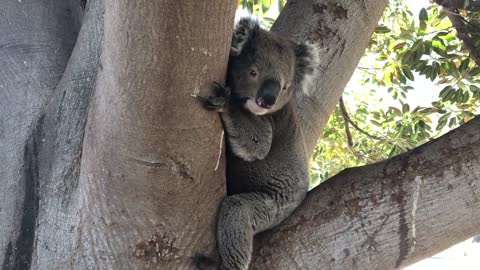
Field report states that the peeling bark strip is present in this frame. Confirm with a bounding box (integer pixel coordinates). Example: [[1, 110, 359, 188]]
[[11, 117, 43, 270], [395, 191, 409, 268]]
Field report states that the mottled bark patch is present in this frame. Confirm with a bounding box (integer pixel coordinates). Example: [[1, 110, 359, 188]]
[[133, 232, 180, 267]]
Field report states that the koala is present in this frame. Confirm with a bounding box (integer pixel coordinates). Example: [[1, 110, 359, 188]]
[[195, 17, 319, 270]]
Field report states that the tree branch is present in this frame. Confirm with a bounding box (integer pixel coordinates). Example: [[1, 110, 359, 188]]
[[251, 116, 480, 269], [446, 8, 480, 67], [339, 98, 385, 141], [339, 97, 377, 163], [272, 0, 389, 153], [434, 0, 480, 10]]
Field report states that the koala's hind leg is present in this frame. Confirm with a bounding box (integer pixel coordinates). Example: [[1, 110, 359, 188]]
[[217, 192, 284, 270]]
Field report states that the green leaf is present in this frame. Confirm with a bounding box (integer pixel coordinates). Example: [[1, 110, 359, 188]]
[[402, 67, 415, 81], [436, 31, 449, 36], [262, 0, 271, 13], [448, 117, 457, 128], [459, 58, 470, 73], [397, 67, 407, 84], [419, 8, 428, 22], [389, 107, 402, 116], [471, 85, 480, 93], [439, 86, 453, 99], [393, 41, 407, 50], [420, 20, 427, 31], [442, 87, 456, 101], [375, 26, 392, 33], [411, 40, 424, 51], [437, 113, 451, 131]]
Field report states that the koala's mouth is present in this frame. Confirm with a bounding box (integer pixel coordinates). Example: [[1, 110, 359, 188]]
[[255, 97, 274, 109], [244, 97, 272, 115]]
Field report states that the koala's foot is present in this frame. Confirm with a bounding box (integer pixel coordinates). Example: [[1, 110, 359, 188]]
[[192, 254, 219, 270]]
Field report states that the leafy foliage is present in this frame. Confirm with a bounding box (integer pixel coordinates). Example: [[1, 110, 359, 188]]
[[312, 1, 480, 186]]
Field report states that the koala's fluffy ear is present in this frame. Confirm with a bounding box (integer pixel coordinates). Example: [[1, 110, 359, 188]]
[[231, 17, 260, 56], [294, 42, 320, 95]]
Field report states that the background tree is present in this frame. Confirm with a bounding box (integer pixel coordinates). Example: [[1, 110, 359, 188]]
[[0, 1, 478, 270]]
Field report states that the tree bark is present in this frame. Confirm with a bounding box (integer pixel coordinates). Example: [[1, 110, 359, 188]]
[[0, 0, 84, 268], [434, 0, 480, 10], [445, 9, 480, 67]]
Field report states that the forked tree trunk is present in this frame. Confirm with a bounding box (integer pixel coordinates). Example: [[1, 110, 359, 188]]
[[1, 0, 479, 269]]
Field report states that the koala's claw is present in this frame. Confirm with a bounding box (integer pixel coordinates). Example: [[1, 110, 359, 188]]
[[199, 95, 226, 112], [212, 82, 231, 98]]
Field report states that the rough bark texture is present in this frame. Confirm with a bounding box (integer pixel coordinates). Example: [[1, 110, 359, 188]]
[[1, 0, 479, 269], [33, 0, 104, 268], [434, 0, 480, 9], [446, 9, 480, 67], [0, 0, 84, 268]]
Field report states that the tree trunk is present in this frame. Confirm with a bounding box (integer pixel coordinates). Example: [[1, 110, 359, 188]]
[[1, 0, 479, 269], [68, 0, 235, 268]]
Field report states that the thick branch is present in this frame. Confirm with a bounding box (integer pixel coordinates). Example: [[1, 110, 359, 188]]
[[434, 0, 480, 10], [272, 0, 389, 153], [446, 9, 480, 67], [251, 116, 480, 269]]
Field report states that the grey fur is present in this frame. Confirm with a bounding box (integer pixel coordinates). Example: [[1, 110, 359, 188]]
[[196, 17, 319, 270]]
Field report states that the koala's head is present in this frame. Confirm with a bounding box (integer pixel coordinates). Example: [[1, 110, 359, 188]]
[[228, 17, 319, 115]]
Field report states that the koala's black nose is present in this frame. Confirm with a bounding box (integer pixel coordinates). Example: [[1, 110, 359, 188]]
[[258, 79, 280, 108]]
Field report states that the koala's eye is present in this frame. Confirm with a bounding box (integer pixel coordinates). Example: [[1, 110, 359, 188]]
[[249, 69, 257, 77], [282, 85, 288, 90]]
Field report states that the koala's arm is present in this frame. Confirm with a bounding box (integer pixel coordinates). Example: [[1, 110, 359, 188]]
[[220, 108, 273, 162]]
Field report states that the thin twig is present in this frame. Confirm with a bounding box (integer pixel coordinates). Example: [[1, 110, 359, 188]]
[[339, 98, 376, 163], [339, 98, 385, 141], [214, 131, 224, 171]]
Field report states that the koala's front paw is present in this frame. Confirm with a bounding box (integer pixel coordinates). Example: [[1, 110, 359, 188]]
[[198, 82, 231, 112], [212, 82, 231, 99], [200, 95, 227, 112]]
